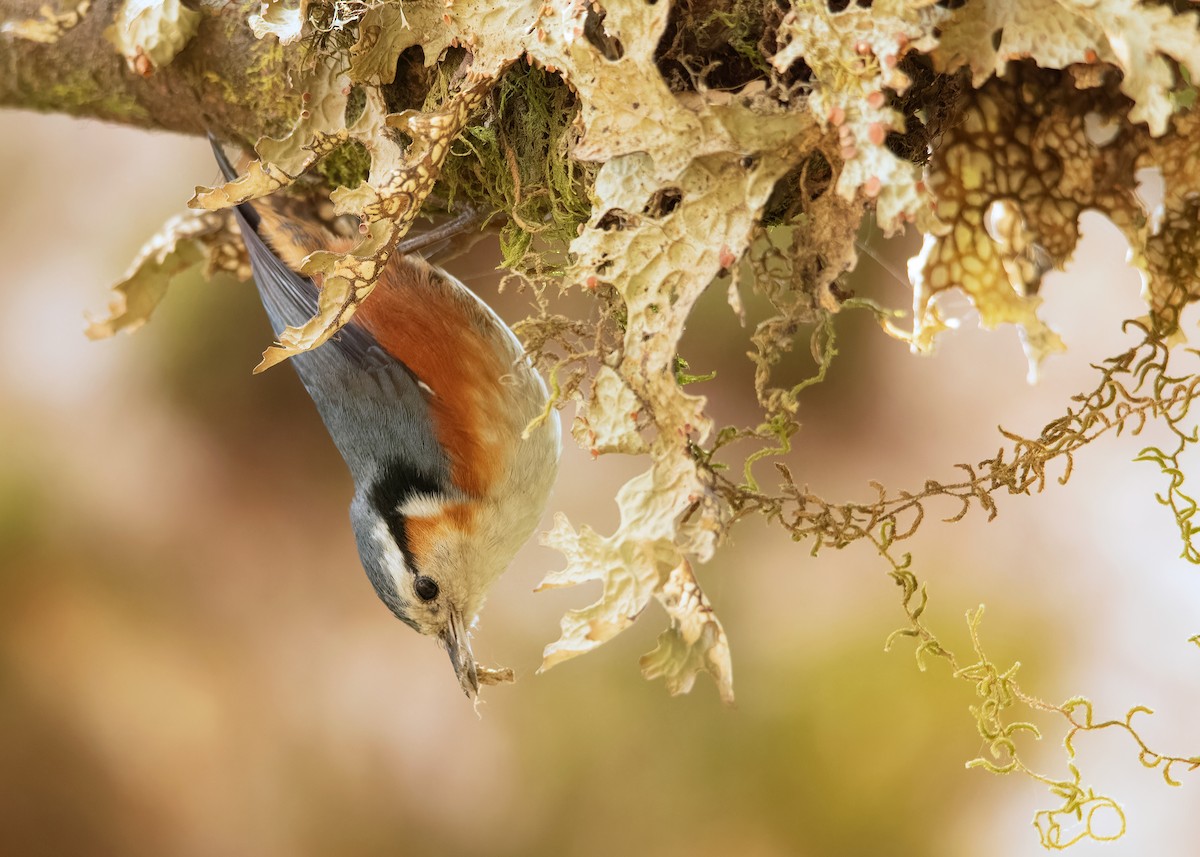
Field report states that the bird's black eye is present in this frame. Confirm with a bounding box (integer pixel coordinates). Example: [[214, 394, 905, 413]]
[[414, 575, 439, 602]]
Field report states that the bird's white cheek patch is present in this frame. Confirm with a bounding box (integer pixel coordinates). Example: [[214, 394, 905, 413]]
[[398, 492, 447, 519], [371, 518, 410, 582]]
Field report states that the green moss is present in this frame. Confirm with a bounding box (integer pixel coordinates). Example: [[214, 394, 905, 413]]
[[201, 70, 240, 111], [344, 84, 367, 126], [700, 0, 772, 75], [188, 20, 298, 140], [316, 139, 371, 189], [435, 64, 594, 272], [657, 0, 773, 91], [248, 37, 284, 74], [233, 40, 298, 130], [30, 74, 149, 123], [1173, 64, 1198, 111]]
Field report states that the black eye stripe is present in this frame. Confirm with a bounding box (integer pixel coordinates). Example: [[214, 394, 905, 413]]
[[389, 515, 414, 569], [369, 457, 447, 573]]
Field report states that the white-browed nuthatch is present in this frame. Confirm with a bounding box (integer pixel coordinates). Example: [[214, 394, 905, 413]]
[[212, 139, 561, 698]]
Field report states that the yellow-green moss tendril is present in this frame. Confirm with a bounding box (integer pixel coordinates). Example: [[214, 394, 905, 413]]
[[870, 532, 1199, 850]]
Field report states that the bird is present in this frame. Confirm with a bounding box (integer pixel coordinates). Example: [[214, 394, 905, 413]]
[[210, 137, 561, 698]]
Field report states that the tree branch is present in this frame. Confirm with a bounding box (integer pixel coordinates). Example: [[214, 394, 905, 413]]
[[0, 0, 298, 143]]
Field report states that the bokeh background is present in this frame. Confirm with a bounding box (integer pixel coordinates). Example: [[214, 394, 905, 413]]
[[1, 113, 1197, 857]]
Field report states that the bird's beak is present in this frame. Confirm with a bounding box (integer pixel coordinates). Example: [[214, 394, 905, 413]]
[[440, 608, 479, 698]]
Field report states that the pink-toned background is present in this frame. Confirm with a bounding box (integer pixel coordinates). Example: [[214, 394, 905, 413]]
[[1, 112, 1196, 856]]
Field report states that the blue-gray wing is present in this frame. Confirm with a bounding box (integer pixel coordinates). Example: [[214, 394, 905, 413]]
[[210, 135, 382, 368], [229, 202, 390, 371], [210, 136, 449, 487]]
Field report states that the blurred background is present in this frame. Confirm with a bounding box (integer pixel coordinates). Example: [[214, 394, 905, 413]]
[[0, 112, 1197, 857]]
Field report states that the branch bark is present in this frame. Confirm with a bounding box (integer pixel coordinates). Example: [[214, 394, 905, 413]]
[[0, 0, 297, 144]]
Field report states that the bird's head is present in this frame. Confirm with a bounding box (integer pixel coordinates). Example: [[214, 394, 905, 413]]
[[349, 481, 517, 698]]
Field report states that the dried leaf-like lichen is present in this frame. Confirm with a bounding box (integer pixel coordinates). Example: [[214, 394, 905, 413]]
[[192, 61, 501, 372], [935, 0, 1200, 135], [0, 0, 89, 43], [571, 366, 647, 457], [86, 210, 247, 339], [538, 458, 732, 703], [104, 0, 200, 75], [910, 68, 1145, 377], [1135, 108, 1200, 336], [349, 3, 444, 84], [247, 0, 310, 45], [639, 559, 733, 703], [773, 0, 943, 230], [550, 110, 817, 700]]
